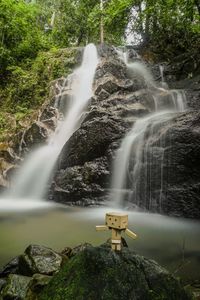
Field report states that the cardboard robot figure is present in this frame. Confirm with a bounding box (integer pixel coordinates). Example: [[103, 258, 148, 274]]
[[96, 212, 137, 251]]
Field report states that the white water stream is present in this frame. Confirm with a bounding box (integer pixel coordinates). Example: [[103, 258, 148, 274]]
[[111, 51, 186, 208], [0, 44, 99, 211]]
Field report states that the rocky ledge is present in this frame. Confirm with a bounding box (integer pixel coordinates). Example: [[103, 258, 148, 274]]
[[0, 243, 193, 300], [50, 45, 200, 219]]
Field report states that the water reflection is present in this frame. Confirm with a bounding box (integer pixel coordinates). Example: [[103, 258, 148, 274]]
[[0, 206, 200, 282]]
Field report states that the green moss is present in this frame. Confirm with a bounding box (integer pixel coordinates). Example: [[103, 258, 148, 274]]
[[38, 246, 192, 300], [0, 47, 78, 142]]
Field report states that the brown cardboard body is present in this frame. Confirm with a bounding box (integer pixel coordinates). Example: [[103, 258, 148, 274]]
[[96, 212, 137, 251]]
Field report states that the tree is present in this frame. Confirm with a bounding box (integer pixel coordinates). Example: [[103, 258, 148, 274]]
[[0, 0, 48, 73]]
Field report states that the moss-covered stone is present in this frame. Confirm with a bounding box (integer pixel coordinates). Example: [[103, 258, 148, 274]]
[[38, 245, 192, 300], [2, 274, 31, 300]]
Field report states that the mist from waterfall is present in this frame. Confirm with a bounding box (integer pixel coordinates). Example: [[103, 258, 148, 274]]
[[0, 44, 98, 211], [111, 50, 186, 209]]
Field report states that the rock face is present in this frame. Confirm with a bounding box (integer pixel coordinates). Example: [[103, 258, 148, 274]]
[[51, 46, 151, 205], [51, 45, 200, 219], [129, 111, 200, 218], [39, 244, 191, 300], [156, 111, 200, 218]]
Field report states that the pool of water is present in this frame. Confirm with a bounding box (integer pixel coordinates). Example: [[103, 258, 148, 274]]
[[0, 205, 200, 283]]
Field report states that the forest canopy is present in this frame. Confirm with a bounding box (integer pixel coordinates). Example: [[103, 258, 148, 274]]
[[0, 0, 199, 74]]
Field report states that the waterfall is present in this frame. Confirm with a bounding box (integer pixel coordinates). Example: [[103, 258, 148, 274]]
[[111, 49, 186, 209], [0, 44, 98, 210]]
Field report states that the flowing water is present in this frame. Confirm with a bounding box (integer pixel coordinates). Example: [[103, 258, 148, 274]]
[[0, 44, 98, 210], [111, 50, 186, 208]]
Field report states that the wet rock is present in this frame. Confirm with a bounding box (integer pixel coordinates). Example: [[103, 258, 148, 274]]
[[39, 106, 59, 130], [53, 51, 152, 206], [59, 117, 125, 169], [168, 74, 200, 110], [53, 157, 110, 204], [1, 274, 31, 300], [26, 274, 52, 300], [0, 144, 16, 163], [0, 257, 20, 278], [53, 45, 200, 218], [21, 122, 49, 152], [117, 102, 149, 118], [19, 245, 63, 276], [55, 90, 73, 115], [60, 247, 72, 258], [95, 58, 127, 80], [129, 110, 200, 219], [164, 51, 200, 82], [94, 76, 132, 98], [70, 243, 92, 257], [38, 245, 192, 300], [0, 143, 19, 188], [0, 173, 9, 190], [0, 158, 18, 189], [97, 44, 118, 60], [0, 279, 6, 292]]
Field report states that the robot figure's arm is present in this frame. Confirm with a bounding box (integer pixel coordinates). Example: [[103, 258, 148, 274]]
[[96, 225, 109, 231], [125, 228, 137, 239]]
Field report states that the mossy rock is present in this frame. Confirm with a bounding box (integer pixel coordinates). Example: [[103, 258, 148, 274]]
[[38, 245, 192, 300]]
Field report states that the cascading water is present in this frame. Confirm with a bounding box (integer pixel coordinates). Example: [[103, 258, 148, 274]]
[[0, 44, 99, 211], [111, 49, 186, 210]]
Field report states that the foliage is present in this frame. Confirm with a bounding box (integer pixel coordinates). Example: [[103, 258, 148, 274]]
[[0, 0, 51, 74], [1, 0, 198, 65], [0, 48, 77, 141], [51, 0, 98, 46], [52, 0, 132, 46], [138, 0, 200, 58], [50, 0, 200, 55]]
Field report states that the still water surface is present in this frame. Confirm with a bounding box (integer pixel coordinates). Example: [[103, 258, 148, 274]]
[[0, 205, 199, 282]]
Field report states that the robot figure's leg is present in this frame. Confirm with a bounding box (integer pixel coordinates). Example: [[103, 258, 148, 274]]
[[116, 244, 121, 251], [112, 244, 116, 251]]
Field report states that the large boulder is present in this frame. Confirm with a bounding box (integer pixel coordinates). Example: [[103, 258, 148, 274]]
[[38, 245, 192, 300], [18, 245, 63, 276]]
